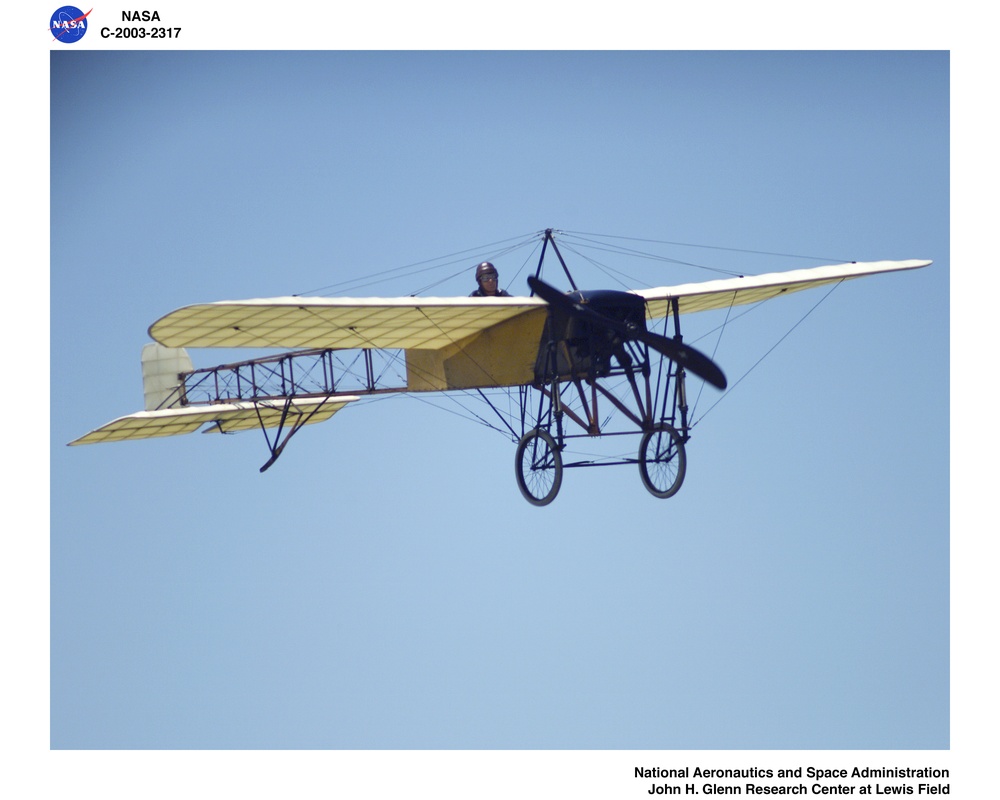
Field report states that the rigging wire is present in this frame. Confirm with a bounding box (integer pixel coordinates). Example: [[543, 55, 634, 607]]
[[689, 291, 738, 421], [402, 388, 519, 439], [408, 236, 541, 295], [552, 241, 646, 289], [229, 229, 857, 452], [559, 230, 849, 266], [294, 230, 542, 297], [495, 237, 546, 295], [690, 279, 845, 426], [557, 232, 745, 278], [293, 228, 845, 301]]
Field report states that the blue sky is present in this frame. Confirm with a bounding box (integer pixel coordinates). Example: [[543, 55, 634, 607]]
[[22, 16, 975, 792], [50, 49, 948, 750]]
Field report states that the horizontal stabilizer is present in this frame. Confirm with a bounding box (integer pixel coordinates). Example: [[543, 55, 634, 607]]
[[69, 396, 359, 445]]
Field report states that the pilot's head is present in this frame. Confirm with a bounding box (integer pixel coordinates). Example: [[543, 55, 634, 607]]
[[475, 262, 500, 295]]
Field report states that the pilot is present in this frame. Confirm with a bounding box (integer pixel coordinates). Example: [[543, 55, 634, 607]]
[[469, 261, 511, 297]]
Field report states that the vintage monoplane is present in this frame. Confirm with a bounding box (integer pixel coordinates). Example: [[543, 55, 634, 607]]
[[71, 229, 931, 505]]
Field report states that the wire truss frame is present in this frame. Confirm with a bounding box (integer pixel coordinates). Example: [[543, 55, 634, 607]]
[[176, 348, 406, 407]]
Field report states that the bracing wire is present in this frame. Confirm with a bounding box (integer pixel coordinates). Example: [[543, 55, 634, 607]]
[[690, 279, 845, 426], [559, 230, 849, 266], [279, 229, 855, 444], [295, 231, 543, 297]]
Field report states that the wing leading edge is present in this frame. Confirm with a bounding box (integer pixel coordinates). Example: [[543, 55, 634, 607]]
[[638, 259, 932, 319], [148, 295, 547, 350]]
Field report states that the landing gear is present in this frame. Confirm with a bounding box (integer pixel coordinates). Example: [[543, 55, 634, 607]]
[[505, 232, 714, 506]]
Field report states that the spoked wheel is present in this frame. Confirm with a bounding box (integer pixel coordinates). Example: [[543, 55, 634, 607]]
[[638, 423, 687, 499], [515, 428, 563, 506]]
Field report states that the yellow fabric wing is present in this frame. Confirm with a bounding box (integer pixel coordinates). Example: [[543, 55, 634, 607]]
[[638, 259, 931, 319], [70, 397, 358, 445], [149, 296, 546, 350]]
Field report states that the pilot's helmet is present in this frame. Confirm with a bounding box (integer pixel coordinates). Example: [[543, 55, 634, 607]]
[[476, 262, 498, 281]]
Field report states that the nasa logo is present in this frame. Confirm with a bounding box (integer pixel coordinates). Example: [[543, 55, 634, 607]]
[[50, 6, 91, 43]]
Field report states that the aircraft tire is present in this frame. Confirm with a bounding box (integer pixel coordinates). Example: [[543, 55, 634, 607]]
[[515, 428, 563, 506], [638, 423, 686, 499]]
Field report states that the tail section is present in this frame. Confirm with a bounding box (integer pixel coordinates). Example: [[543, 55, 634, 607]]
[[71, 343, 359, 447], [141, 342, 193, 411]]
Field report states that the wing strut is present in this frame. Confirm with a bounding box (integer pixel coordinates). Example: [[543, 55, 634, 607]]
[[255, 396, 336, 472]]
